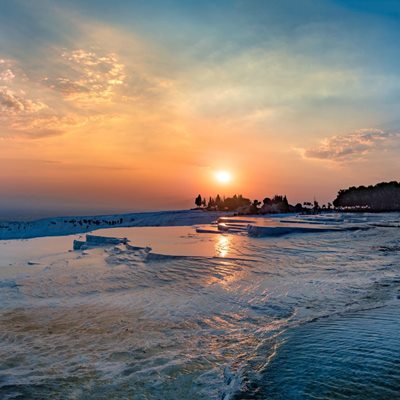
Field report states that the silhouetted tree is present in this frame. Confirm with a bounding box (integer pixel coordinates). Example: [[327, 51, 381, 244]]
[[250, 199, 261, 214], [263, 197, 272, 205], [215, 194, 222, 210], [223, 194, 251, 211], [282, 195, 289, 212], [195, 194, 202, 207], [294, 203, 303, 212]]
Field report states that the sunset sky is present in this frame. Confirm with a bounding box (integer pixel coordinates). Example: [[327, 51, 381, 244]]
[[1, 0, 400, 217]]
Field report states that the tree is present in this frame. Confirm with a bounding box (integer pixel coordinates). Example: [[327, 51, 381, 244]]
[[195, 194, 202, 207], [294, 203, 303, 212], [215, 194, 222, 210], [250, 199, 261, 214], [223, 194, 251, 211], [263, 197, 272, 205]]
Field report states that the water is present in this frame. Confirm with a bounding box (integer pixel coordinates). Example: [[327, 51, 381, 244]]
[[0, 213, 399, 399], [264, 304, 400, 399]]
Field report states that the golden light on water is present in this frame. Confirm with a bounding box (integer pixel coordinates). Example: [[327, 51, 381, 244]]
[[215, 170, 232, 184], [216, 234, 230, 257]]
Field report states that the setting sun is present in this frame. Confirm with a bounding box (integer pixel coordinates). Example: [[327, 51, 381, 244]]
[[215, 170, 232, 184]]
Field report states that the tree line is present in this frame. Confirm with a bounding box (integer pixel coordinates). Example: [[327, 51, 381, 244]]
[[195, 194, 251, 211], [333, 181, 400, 211], [195, 180, 400, 214], [194, 194, 320, 214]]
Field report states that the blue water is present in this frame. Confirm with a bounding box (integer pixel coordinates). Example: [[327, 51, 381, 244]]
[[263, 304, 400, 400], [0, 213, 399, 399]]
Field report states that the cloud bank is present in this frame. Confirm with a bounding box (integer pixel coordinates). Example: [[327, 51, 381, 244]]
[[304, 129, 399, 162]]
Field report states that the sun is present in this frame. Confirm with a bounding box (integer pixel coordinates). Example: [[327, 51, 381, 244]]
[[215, 170, 232, 184]]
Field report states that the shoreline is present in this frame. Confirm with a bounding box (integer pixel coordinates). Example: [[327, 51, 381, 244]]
[[0, 209, 230, 241]]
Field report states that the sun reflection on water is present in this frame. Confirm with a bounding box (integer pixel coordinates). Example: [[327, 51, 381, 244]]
[[215, 234, 230, 257]]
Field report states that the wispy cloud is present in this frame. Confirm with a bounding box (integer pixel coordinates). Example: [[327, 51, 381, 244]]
[[0, 60, 47, 114], [0, 59, 59, 138], [0, 60, 15, 82], [44, 49, 125, 104], [0, 87, 46, 114], [303, 129, 399, 162]]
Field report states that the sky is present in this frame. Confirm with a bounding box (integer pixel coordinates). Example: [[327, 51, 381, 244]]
[[1, 0, 400, 217]]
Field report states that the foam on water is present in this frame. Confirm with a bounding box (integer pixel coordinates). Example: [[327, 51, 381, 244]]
[[0, 213, 399, 399]]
